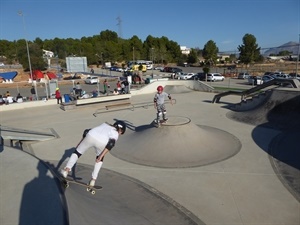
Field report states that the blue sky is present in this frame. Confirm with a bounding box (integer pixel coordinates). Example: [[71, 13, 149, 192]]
[[0, 0, 299, 52]]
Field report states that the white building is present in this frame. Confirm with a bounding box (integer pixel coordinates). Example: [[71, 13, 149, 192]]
[[180, 46, 191, 55], [43, 49, 54, 58]]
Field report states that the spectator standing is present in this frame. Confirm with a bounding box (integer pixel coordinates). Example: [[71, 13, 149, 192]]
[[30, 86, 36, 100], [55, 88, 62, 104], [103, 79, 109, 95], [75, 82, 82, 96], [116, 80, 122, 94]]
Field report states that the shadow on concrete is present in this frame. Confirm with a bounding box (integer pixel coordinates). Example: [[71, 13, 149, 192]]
[[49, 161, 205, 225], [55, 147, 82, 180], [227, 94, 300, 202], [19, 161, 68, 225]]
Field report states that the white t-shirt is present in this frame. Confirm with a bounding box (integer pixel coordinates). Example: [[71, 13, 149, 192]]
[[88, 123, 119, 147]]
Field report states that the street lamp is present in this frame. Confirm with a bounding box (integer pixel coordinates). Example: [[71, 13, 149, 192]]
[[151, 48, 154, 77], [295, 34, 300, 77], [18, 10, 38, 100]]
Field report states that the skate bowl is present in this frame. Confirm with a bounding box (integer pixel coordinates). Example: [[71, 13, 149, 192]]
[[227, 89, 300, 130], [112, 116, 241, 168]]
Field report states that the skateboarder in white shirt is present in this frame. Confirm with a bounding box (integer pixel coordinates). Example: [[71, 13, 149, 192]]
[[60, 121, 126, 186], [154, 85, 173, 126]]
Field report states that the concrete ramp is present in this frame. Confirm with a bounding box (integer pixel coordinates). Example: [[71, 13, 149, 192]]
[[130, 80, 214, 95], [0, 126, 57, 143], [112, 116, 241, 168], [227, 89, 300, 130], [163, 85, 192, 94]]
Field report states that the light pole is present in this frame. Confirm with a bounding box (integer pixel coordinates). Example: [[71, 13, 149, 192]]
[[295, 34, 300, 77], [18, 11, 38, 100], [151, 48, 154, 77]]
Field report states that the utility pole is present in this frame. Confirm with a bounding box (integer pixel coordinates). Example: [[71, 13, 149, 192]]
[[116, 16, 122, 39], [296, 34, 300, 77], [18, 10, 38, 100]]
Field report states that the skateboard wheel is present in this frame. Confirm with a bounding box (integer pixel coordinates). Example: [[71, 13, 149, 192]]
[[91, 190, 96, 195], [87, 187, 91, 192]]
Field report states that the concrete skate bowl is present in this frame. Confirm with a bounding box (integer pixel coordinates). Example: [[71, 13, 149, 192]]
[[226, 89, 300, 130], [112, 116, 241, 168], [163, 85, 193, 94], [227, 89, 300, 202], [48, 162, 204, 225]]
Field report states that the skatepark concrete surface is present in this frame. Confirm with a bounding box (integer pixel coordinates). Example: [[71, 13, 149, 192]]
[[1, 81, 299, 225]]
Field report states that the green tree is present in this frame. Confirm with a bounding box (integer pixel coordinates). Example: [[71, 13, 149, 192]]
[[17, 41, 46, 71], [278, 50, 291, 56], [187, 49, 198, 64], [202, 40, 219, 66], [238, 33, 261, 64]]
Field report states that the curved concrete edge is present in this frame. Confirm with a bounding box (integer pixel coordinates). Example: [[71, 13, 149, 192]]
[[0, 98, 57, 112], [0, 147, 68, 225], [130, 80, 214, 95], [269, 131, 300, 202], [112, 118, 242, 168], [53, 161, 205, 225]]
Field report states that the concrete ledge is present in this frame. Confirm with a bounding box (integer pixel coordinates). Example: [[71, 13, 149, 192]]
[[0, 99, 57, 112], [76, 94, 131, 106]]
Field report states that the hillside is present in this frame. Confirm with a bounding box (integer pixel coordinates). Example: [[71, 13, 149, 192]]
[[264, 41, 299, 56]]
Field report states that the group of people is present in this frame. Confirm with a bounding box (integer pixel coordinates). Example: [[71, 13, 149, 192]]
[[60, 85, 172, 187], [0, 91, 24, 105], [115, 79, 129, 95]]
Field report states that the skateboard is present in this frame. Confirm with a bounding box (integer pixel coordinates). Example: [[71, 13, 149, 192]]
[[63, 177, 102, 195]]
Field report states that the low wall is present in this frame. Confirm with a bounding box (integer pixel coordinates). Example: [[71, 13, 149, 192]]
[[130, 80, 214, 95]]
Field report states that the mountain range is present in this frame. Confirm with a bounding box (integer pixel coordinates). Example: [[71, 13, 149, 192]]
[[263, 41, 299, 56]]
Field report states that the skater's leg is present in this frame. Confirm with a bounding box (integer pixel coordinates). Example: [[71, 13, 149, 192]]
[[61, 135, 94, 177], [90, 154, 104, 186], [162, 104, 167, 121]]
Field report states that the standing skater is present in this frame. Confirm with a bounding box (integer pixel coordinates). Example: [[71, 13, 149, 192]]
[[55, 87, 62, 104], [153, 85, 173, 126], [60, 121, 126, 187]]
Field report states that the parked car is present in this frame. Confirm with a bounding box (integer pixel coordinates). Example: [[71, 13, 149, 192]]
[[178, 73, 195, 80], [248, 76, 263, 85], [171, 67, 182, 73], [206, 73, 225, 81], [162, 67, 182, 73], [262, 75, 274, 83], [289, 73, 300, 80], [110, 66, 123, 72], [238, 72, 250, 79], [154, 66, 164, 71], [63, 73, 81, 80], [187, 73, 206, 80], [84, 76, 99, 84]]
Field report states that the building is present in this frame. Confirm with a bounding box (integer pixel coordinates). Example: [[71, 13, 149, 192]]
[[180, 46, 191, 55]]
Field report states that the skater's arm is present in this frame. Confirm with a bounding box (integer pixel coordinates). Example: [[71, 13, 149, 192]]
[[168, 94, 173, 105], [96, 148, 109, 162], [96, 138, 116, 162], [153, 96, 157, 109]]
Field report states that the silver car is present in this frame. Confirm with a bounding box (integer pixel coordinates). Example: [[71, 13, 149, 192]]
[[84, 76, 99, 84], [238, 72, 250, 79], [206, 73, 225, 81]]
